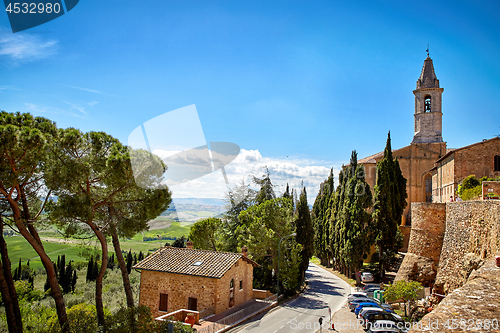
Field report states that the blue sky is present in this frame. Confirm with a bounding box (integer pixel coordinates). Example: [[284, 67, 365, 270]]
[[1, 0, 499, 201]]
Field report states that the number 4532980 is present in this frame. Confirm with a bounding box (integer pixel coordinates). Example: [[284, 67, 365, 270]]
[[6, 3, 61, 14]]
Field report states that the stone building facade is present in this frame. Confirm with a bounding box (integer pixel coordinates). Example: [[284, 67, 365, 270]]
[[359, 56, 448, 231], [359, 55, 499, 231], [431, 137, 500, 203], [133, 246, 259, 319]]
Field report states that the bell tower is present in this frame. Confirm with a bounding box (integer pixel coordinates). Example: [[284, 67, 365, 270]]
[[412, 55, 444, 144]]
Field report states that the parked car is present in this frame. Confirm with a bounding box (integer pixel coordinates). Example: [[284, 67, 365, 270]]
[[361, 272, 374, 283], [362, 311, 404, 329], [363, 283, 380, 290], [354, 302, 381, 316], [371, 320, 409, 333], [347, 291, 367, 302], [349, 298, 377, 311], [358, 307, 386, 319]]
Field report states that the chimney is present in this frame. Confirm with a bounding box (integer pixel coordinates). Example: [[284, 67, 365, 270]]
[[186, 240, 193, 249], [241, 246, 248, 257]]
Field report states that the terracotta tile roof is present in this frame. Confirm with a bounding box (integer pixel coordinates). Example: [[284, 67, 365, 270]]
[[358, 151, 384, 164], [132, 247, 259, 279]]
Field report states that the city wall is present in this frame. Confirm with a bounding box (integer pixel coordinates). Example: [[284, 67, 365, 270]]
[[396, 200, 500, 294]]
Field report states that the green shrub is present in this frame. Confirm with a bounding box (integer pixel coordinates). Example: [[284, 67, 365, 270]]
[[462, 186, 482, 201]]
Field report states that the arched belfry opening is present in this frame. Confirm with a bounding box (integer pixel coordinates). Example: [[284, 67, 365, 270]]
[[424, 95, 431, 112]]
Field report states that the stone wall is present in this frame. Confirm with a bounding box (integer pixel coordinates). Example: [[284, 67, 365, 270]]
[[396, 201, 500, 293], [409, 259, 500, 333], [406, 203, 446, 262], [433, 201, 500, 295], [138, 257, 255, 319], [483, 181, 500, 200], [395, 203, 446, 285]]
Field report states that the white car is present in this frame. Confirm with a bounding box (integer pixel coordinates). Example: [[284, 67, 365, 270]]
[[358, 307, 384, 319], [361, 272, 374, 283]]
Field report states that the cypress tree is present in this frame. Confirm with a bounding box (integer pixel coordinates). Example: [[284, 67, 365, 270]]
[[283, 183, 291, 200], [71, 270, 77, 293], [295, 187, 314, 283], [372, 132, 407, 279], [126, 250, 133, 274], [92, 259, 98, 281], [86, 256, 93, 282], [59, 255, 66, 291], [138, 251, 144, 262], [44, 275, 51, 292], [15, 258, 22, 280], [63, 262, 73, 293]]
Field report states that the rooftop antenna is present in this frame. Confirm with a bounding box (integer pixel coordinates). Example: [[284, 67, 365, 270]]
[[426, 44, 430, 57]]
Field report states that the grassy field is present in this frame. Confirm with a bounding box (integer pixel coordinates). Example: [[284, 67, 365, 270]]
[[5, 221, 192, 271]]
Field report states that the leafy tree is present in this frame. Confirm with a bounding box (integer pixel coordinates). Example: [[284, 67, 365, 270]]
[[46, 128, 170, 325], [221, 180, 257, 252], [236, 198, 301, 294], [0, 111, 68, 332], [172, 235, 187, 248], [295, 187, 314, 283], [384, 280, 423, 318], [372, 132, 407, 279], [188, 217, 222, 251]]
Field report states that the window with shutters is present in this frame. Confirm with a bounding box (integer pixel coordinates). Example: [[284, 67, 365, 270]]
[[159, 293, 168, 312], [494, 155, 500, 172]]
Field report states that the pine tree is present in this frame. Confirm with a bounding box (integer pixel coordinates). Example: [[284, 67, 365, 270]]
[[372, 132, 407, 279], [254, 167, 275, 205], [295, 187, 315, 283]]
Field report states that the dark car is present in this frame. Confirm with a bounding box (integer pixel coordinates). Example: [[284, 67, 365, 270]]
[[362, 311, 405, 329]]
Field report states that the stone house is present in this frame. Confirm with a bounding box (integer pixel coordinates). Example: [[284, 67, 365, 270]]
[[431, 137, 500, 203], [133, 245, 259, 319]]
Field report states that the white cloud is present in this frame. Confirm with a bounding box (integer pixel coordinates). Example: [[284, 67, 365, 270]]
[[64, 101, 86, 114], [61, 84, 119, 97], [0, 32, 58, 62], [155, 148, 338, 203], [24, 102, 83, 118]]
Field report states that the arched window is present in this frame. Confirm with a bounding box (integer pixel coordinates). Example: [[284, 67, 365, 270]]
[[424, 96, 431, 112], [495, 155, 500, 172]]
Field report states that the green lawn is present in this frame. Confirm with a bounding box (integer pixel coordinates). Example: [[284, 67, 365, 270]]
[[5, 220, 192, 271]]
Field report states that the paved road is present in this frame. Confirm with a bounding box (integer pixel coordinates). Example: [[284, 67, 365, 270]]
[[229, 263, 351, 333]]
